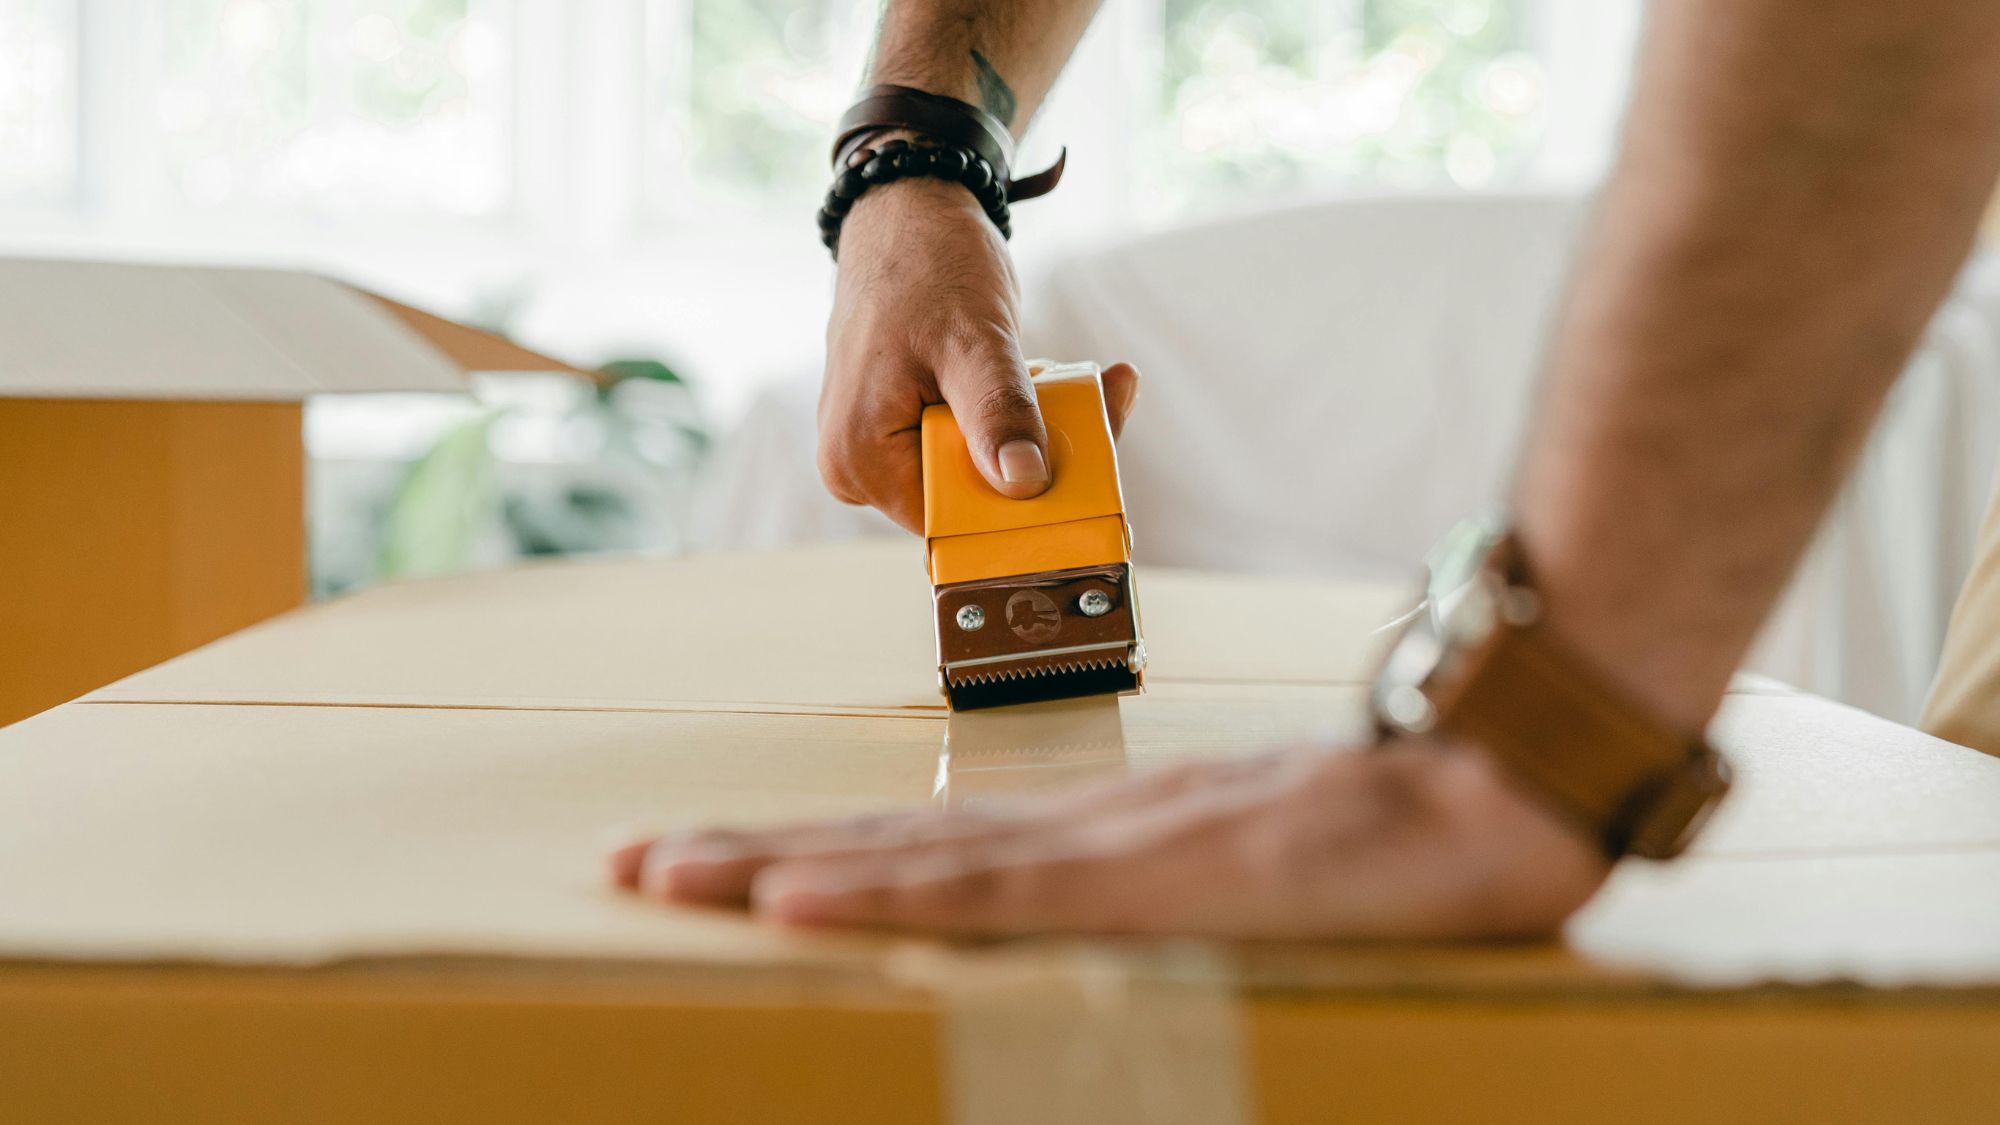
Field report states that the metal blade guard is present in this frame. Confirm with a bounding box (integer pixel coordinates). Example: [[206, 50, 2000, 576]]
[[921, 361, 1146, 710]]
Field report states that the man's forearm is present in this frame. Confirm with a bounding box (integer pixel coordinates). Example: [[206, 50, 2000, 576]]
[[1516, 0, 2000, 730], [868, 0, 1104, 137]]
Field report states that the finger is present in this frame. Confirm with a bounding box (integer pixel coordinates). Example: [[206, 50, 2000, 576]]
[[816, 383, 926, 533], [615, 756, 1293, 906], [608, 839, 650, 889], [750, 838, 1116, 935], [935, 333, 1050, 500], [749, 824, 1224, 936], [843, 427, 924, 533], [1100, 362, 1141, 441], [626, 786, 1118, 907], [627, 803, 1059, 907], [748, 762, 1317, 935]]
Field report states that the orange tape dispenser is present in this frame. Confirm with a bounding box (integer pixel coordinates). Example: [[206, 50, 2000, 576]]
[[921, 361, 1146, 710]]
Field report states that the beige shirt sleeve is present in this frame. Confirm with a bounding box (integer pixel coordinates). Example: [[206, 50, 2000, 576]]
[[1923, 473, 2000, 757]]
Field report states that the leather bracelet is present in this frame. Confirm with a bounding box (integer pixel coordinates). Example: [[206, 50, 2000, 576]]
[[832, 84, 1067, 203], [817, 138, 1009, 259]]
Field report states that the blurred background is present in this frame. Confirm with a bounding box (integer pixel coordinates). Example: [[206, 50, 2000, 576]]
[[6, 0, 1999, 724], [0, 0, 1636, 391]]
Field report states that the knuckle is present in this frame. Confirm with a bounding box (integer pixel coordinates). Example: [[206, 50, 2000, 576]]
[[937, 313, 1013, 360], [971, 381, 1039, 430], [848, 880, 910, 920]]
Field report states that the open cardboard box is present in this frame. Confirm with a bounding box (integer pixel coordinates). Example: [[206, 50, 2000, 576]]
[[0, 258, 583, 726]]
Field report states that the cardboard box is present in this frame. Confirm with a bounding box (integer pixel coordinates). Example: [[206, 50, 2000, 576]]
[[0, 542, 1997, 1122], [0, 258, 580, 726]]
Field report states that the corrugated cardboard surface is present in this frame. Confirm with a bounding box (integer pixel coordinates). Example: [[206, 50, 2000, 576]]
[[0, 399, 305, 726], [3, 541, 1998, 1122], [0, 256, 588, 729]]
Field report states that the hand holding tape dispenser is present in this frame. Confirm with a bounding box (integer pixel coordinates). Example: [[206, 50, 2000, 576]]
[[923, 361, 1146, 710]]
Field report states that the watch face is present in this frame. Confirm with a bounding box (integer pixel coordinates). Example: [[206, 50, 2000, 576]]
[[1373, 515, 1507, 735], [1371, 603, 1445, 733], [1424, 515, 1506, 607]]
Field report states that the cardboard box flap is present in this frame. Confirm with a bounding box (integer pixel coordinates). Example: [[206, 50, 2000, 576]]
[[360, 291, 581, 380], [87, 542, 1418, 713], [0, 259, 579, 400]]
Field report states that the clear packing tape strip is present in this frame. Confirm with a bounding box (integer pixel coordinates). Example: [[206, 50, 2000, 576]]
[[890, 941, 1253, 1125], [936, 696, 1132, 808]]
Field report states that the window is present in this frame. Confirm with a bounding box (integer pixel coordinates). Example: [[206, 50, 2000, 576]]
[[639, 0, 1553, 223], [0, 0, 77, 205], [646, 0, 872, 215], [153, 0, 511, 216], [1154, 0, 1543, 209], [1, 0, 1607, 232], [0, 0, 1632, 397]]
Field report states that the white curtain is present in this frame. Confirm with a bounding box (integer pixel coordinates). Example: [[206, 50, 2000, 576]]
[[696, 193, 2000, 723]]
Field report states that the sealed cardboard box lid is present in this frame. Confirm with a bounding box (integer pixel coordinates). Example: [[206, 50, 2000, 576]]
[[4, 543, 2000, 1124], [0, 258, 581, 399], [8, 540, 1997, 989]]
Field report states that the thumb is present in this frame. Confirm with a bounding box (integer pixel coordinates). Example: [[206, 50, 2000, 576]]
[[939, 347, 1051, 500]]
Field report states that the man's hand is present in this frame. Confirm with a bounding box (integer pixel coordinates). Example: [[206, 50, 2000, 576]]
[[818, 0, 1116, 530], [820, 176, 1139, 532], [610, 739, 1607, 939]]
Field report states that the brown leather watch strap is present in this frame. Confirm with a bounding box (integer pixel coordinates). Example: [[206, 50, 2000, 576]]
[[833, 84, 1067, 202], [1389, 536, 1731, 859], [1440, 621, 1728, 858]]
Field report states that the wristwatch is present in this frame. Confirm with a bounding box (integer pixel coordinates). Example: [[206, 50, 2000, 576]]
[[1369, 520, 1733, 860]]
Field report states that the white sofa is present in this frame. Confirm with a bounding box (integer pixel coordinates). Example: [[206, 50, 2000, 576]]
[[694, 192, 2000, 723]]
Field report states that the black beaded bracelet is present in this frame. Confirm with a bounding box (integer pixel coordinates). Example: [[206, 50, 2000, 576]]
[[817, 137, 1010, 259]]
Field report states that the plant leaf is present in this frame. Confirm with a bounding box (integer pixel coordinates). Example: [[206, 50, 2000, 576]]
[[378, 411, 500, 579]]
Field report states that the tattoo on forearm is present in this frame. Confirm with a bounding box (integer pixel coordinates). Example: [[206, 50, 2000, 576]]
[[970, 48, 1017, 125]]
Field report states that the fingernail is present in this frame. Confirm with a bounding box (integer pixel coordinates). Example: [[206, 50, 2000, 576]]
[[607, 840, 652, 888], [1117, 380, 1140, 416], [997, 440, 1049, 485]]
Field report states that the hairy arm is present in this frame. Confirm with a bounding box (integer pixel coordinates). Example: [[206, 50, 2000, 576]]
[[869, 0, 1102, 135], [1517, 0, 2000, 732], [820, 0, 1128, 533], [613, 0, 2000, 940]]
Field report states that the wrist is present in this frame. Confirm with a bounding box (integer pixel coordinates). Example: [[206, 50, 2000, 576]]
[[1512, 515, 1731, 734], [823, 81, 1063, 261], [1373, 523, 1734, 860], [844, 175, 990, 232], [821, 137, 1011, 258]]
